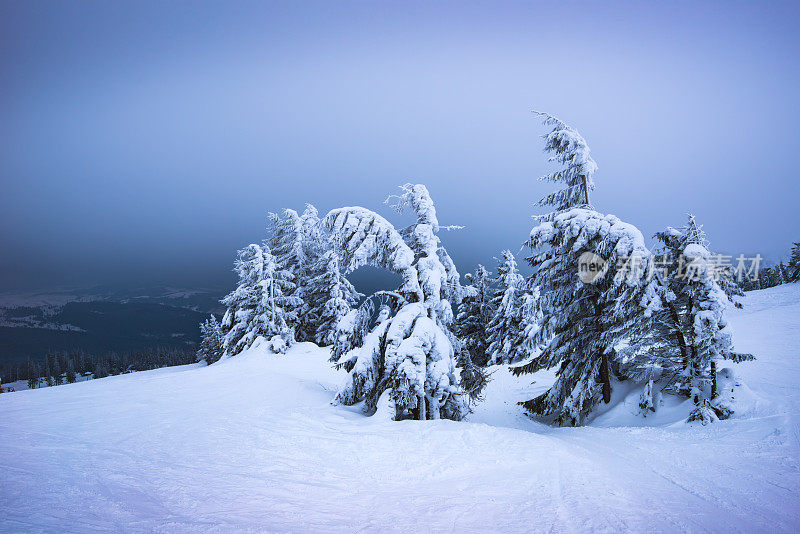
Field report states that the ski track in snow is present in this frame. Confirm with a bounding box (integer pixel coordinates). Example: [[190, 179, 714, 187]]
[[2, 285, 800, 532]]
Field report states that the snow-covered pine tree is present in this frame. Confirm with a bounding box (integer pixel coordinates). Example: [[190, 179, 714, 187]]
[[267, 209, 307, 339], [533, 111, 598, 217], [455, 265, 494, 366], [684, 238, 754, 423], [220, 243, 300, 357], [788, 242, 800, 282], [52, 355, 63, 385], [66, 361, 76, 384], [486, 250, 528, 364], [308, 247, 362, 345], [676, 214, 745, 309], [299, 204, 324, 258], [513, 209, 655, 425], [515, 285, 545, 362], [512, 112, 657, 426], [26, 360, 38, 389], [386, 183, 463, 322], [628, 215, 754, 423], [759, 266, 776, 288], [295, 204, 334, 339], [197, 315, 224, 364], [329, 293, 401, 365], [325, 184, 471, 420], [777, 262, 788, 285]]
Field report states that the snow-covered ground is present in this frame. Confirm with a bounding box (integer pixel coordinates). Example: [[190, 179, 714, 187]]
[[1, 285, 799, 532]]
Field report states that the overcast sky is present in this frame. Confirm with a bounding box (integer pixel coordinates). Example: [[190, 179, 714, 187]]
[[1, 1, 798, 292]]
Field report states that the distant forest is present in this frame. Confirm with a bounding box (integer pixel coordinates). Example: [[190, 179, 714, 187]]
[[0, 301, 207, 363], [0, 347, 197, 389]]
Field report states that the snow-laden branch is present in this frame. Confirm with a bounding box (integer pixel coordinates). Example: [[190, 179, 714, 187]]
[[322, 206, 423, 302]]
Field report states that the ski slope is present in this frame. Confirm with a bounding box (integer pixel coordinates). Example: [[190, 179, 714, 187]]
[[1, 285, 799, 532]]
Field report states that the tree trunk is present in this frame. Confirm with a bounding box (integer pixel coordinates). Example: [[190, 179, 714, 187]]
[[710, 360, 717, 399], [592, 291, 611, 403], [581, 174, 590, 205], [428, 394, 440, 420], [666, 302, 690, 365], [270, 280, 276, 325], [690, 345, 700, 404], [419, 393, 427, 420], [600, 351, 611, 403]]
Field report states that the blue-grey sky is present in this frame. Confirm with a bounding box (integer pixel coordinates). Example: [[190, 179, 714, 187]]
[[1, 1, 798, 291]]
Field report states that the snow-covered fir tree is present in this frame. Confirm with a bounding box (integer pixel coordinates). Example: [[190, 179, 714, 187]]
[[52, 354, 63, 385], [385, 183, 463, 321], [326, 184, 472, 420], [220, 243, 299, 357], [296, 204, 334, 339], [788, 242, 800, 282], [533, 111, 598, 216], [512, 113, 657, 426], [329, 294, 400, 365], [454, 265, 494, 366], [777, 262, 788, 285], [299, 204, 324, 257], [675, 214, 745, 309], [197, 315, 224, 364], [267, 209, 307, 339], [628, 215, 754, 423], [759, 266, 778, 289], [486, 250, 528, 364], [307, 247, 362, 345], [513, 208, 656, 425], [514, 285, 545, 362], [66, 361, 76, 383]]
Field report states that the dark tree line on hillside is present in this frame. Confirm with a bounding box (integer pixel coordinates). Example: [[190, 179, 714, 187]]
[[0, 347, 197, 390]]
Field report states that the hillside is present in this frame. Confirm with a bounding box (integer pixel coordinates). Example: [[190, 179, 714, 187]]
[[1, 284, 798, 532]]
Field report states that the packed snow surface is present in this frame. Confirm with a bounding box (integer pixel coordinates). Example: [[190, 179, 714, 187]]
[[2, 285, 800, 532]]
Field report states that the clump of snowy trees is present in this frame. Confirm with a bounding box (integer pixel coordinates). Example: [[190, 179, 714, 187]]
[[200, 110, 759, 427], [196, 205, 362, 364], [624, 215, 754, 423], [198, 184, 481, 421], [325, 184, 474, 420], [506, 112, 753, 425]]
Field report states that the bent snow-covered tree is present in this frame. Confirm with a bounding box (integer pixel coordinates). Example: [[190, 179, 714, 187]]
[[325, 184, 471, 421], [534, 111, 598, 216], [514, 209, 656, 425], [513, 112, 657, 426]]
